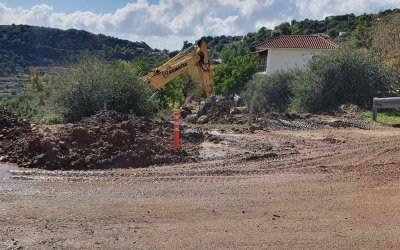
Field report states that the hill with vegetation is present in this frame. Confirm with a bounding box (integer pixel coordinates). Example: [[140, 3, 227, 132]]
[[0, 24, 169, 96], [200, 8, 400, 56]]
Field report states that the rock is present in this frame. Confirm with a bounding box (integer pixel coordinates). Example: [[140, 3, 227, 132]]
[[230, 107, 242, 115], [237, 107, 248, 113], [196, 96, 237, 124], [180, 108, 192, 119], [197, 96, 217, 117], [197, 115, 209, 124], [182, 95, 201, 111], [185, 114, 198, 123]]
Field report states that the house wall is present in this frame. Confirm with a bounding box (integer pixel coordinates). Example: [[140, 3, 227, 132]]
[[264, 48, 330, 74]]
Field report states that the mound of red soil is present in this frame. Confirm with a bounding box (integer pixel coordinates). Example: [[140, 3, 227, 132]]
[[0, 108, 206, 170], [0, 106, 32, 137], [0, 107, 43, 165]]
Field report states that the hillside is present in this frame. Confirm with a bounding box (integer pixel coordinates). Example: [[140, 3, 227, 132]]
[[0, 25, 169, 96], [202, 8, 400, 56]]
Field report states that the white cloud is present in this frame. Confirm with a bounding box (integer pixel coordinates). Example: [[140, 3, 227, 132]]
[[0, 0, 398, 50], [295, 0, 400, 19], [0, 3, 53, 26]]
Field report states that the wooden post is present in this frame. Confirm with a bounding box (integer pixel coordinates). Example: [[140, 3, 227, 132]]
[[173, 112, 180, 150]]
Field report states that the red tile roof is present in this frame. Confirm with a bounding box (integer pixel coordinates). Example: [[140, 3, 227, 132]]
[[256, 35, 341, 50]]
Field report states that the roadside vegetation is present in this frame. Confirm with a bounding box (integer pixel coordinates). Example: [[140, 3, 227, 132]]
[[0, 52, 195, 123], [362, 109, 400, 126]]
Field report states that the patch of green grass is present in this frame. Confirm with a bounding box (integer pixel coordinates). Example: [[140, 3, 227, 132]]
[[363, 108, 400, 125]]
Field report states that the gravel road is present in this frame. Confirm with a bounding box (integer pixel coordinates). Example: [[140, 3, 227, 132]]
[[2, 127, 400, 249]]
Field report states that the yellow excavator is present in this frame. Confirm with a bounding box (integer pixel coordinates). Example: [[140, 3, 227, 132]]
[[145, 39, 214, 98]]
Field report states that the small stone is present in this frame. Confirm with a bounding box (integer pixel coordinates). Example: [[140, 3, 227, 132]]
[[197, 115, 209, 124]]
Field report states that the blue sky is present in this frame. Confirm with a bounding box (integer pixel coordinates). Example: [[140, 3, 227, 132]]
[[0, 1, 399, 50]]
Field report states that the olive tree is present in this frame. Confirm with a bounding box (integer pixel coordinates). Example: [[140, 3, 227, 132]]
[[290, 49, 393, 112], [50, 55, 157, 121], [243, 70, 299, 113]]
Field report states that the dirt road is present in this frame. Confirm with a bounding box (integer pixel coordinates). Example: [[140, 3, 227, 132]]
[[2, 126, 400, 249]]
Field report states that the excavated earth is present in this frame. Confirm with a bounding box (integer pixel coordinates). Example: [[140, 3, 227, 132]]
[[3, 106, 400, 248], [0, 107, 207, 170], [189, 96, 372, 130]]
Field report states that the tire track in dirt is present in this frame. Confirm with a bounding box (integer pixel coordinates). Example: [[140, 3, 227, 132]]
[[6, 127, 400, 184]]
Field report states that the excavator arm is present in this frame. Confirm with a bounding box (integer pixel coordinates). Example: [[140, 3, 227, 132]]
[[145, 39, 214, 98]]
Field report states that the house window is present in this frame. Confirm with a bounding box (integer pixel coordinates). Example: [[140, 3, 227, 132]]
[[258, 55, 267, 73]]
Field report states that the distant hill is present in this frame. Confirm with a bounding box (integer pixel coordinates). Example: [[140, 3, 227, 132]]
[[202, 8, 400, 57], [0, 25, 169, 96]]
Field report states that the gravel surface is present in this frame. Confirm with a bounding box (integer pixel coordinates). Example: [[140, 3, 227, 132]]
[[2, 126, 400, 249]]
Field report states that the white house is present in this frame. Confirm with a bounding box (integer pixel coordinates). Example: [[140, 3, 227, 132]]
[[256, 35, 341, 74]]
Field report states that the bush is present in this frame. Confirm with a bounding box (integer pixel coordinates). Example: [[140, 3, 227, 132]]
[[0, 68, 50, 120], [38, 113, 66, 124], [290, 49, 393, 112], [371, 12, 400, 87], [214, 42, 258, 97], [214, 52, 258, 96], [243, 70, 299, 112], [158, 76, 186, 109], [49, 55, 157, 121], [0, 92, 37, 119], [220, 42, 249, 63]]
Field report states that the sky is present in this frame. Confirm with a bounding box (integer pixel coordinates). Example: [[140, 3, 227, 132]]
[[0, 0, 399, 50]]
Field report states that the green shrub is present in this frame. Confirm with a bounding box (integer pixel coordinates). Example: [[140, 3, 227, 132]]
[[290, 49, 393, 112], [0, 92, 37, 119], [220, 42, 250, 64], [37, 113, 66, 124], [371, 12, 400, 87], [158, 76, 186, 109], [214, 52, 258, 96], [49, 55, 158, 122], [243, 70, 299, 112], [0, 68, 50, 120]]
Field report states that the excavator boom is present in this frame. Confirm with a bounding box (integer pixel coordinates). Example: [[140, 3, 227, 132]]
[[145, 39, 214, 98]]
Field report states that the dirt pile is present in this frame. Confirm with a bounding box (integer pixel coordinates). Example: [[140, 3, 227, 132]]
[[187, 96, 247, 124], [198, 96, 234, 123], [0, 106, 31, 137], [182, 95, 201, 112], [0, 107, 43, 165], [0, 108, 207, 170], [257, 113, 371, 131], [184, 97, 370, 130]]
